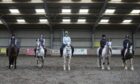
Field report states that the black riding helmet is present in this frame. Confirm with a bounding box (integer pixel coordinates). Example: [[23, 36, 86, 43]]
[[102, 34, 106, 37], [11, 33, 15, 36], [102, 34, 106, 39], [125, 35, 129, 39]]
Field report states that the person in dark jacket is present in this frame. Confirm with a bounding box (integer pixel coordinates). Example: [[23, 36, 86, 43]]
[[9, 34, 17, 47], [121, 35, 131, 56], [99, 34, 107, 56]]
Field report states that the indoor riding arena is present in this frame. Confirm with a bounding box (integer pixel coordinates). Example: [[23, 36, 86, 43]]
[[0, 0, 140, 84]]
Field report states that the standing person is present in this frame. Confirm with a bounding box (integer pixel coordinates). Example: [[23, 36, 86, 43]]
[[60, 31, 74, 57], [99, 34, 107, 56]]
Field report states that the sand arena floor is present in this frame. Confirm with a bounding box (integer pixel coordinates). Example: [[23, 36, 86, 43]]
[[0, 55, 140, 84]]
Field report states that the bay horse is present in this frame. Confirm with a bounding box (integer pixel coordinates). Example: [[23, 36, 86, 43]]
[[7, 44, 19, 69]]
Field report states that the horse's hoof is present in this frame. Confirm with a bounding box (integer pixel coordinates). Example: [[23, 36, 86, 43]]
[[131, 67, 134, 71], [124, 67, 128, 70], [101, 67, 105, 70], [68, 67, 71, 71], [107, 67, 111, 70], [11, 65, 13, 68], [63, 67, 66, 71], [97, 64, 100, 68], [122, 64, 124, 67]]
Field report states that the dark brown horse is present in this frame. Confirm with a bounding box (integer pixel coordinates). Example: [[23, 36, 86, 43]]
[[7, 44, 19, 69]]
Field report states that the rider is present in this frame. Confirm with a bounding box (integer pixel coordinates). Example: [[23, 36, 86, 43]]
[[8, 34, 20, 54], [60, 31, 74, 57], [36, 34, 47, 56], [122, 35, 131, 56], [9, 34, 17, 47], [99, 34, 107, 56]]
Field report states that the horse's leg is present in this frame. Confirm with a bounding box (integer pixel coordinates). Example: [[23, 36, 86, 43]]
[[63, 56, 66, 71], [42, 57, 44, 67], [9, 56, 11, 69], [68, 55, 71, 71], [36, 56, 39, 67], [97, 55, 100, 67], [11, 56, 14, 68], [107, 56, 111, 70], [124, 59, 127, 70], [130, 58, 134, 71], [14, 56, 17, 69], [101, 56, 105, 70], [99, 56, 101, 68], [38, 57, 41, 67]]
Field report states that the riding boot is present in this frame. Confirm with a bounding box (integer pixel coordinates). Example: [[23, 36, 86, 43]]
[[99, 48, 102, 56], [44, 48, 47, 57], [71, 46, 74, 56], [34, 48, 36, 57], [60, 48, 63, 57]]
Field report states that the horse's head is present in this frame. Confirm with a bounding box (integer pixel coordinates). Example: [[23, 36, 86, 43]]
[[64, 43, 71, 52], [104, 43, 111, 50]]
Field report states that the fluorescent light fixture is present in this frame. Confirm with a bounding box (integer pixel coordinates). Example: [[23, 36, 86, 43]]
[[100, 19, 109, 23], [122, 19, 132, 23], [62, 19, 71, 23], [79, 9, 89, 14], [39, 19, 48, 23], [62, 9, 71, 14], [35, 9, 45, 14], [77, 19, 86, 23], [17, 19, 25, 23], [2, 0, 12, 2], [105, 9, 115, 14], [131, 9, 140, 14], [0, 20, 2, 24], [9, 9, 20, 14], [110, 0, 122, 1]]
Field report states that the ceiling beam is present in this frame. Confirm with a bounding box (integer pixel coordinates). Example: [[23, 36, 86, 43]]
[[0, 0, 140, 4], [43, 0, 53, 30], [0, 16, 12, 34], [92, 0, 108, 31], [134, 24, 140, 33], [3, 13, 140, 17]]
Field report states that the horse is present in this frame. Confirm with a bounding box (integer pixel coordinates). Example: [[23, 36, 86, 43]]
[[6, 44, 19, 69], [63, 43, 72, 71], [35, 41, 45, 68], [97, 43, 112, 70], [60, 45, 74, 57], [121, 43, 134, 70]]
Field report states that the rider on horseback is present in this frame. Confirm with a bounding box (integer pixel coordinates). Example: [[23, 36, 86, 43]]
[[9, 34, 17, 47], [99, 34, 107, 56], [37, 34, 47, 56], [122, 35, 131, 56], [60, 31, 74, 57]]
